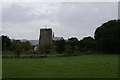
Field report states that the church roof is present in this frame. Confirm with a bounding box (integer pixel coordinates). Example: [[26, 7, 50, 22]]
[[53, 37, 64, 41]]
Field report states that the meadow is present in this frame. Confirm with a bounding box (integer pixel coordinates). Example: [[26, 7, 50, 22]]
[[2, 54, 118, 78]]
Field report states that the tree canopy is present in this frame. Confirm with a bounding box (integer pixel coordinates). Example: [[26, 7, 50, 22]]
[[54, 39, 65, 54], [94, 19, 120, 52], [79, 36, 96, 51], [2, 35, 11, 51]]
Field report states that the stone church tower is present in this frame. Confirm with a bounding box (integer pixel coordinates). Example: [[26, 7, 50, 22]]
[[39, 28, 53, 45]]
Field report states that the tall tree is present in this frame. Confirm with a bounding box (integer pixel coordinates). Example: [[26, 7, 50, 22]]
[[2, 35, 11, 51], [94, 19, 120, 52], [15, 41, 23, 57]]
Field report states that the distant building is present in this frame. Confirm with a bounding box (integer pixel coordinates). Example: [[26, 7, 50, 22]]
[[39, 28, 53, 45], [39, 28, 64, 45], [53, 37, 64, 41]]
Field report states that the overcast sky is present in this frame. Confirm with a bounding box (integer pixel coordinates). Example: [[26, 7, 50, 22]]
[[2, 2, 118, 40]]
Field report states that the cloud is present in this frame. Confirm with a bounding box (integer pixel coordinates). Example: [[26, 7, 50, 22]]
[[2, 4, 34, 23], [2, 2, 118, 40], [51, 2, 118, 39]]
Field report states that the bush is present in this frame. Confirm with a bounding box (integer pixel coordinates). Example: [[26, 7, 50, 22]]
[[38, 44, 53, 54], [54, 40, 65, 54]]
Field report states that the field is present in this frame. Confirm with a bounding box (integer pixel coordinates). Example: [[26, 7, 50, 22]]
[[2, 54, 118, 78]]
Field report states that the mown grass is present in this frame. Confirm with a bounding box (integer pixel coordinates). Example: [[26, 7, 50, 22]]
[[2, 54, 118, 78]]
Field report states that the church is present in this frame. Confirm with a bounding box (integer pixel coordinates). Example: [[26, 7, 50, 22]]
[[39, 28, 64, 45]]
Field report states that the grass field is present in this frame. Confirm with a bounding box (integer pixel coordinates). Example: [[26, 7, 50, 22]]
[[2, 54, 118, 78]]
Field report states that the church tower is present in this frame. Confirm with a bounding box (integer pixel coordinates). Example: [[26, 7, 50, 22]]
[[39, 28, 53, 45]]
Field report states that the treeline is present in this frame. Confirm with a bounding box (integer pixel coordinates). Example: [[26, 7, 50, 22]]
[[1, 36, 33, 56], [37, 36, 96, 55], [1, 19, 120, 56]]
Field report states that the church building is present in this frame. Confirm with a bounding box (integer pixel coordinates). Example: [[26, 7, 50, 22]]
[[39, 28, 64, 45]]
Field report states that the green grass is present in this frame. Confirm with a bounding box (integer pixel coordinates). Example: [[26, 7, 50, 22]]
[[2, 54, 118, 78]]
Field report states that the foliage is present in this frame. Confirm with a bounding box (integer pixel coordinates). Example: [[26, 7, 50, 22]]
[[79, 36, 96, 51], [1, 35, 32, 55], [94, 20, 120, 52], [0, 36, 1, 51], [11, 40, 32, 56], [22, 41, 32, 51], [12, 40, 23, 57], [38, 44, 52, 54], [64, 45, 73, 54], [68, 37, 78, 41], [66, 37, 79, 53], [1, 35, 11, 51], [54, 39, 65, 54]]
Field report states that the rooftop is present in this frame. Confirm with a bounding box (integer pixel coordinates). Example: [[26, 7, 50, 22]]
[[53, 37, 64, 41]]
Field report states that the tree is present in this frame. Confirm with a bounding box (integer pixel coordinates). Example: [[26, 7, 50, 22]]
[[54, 39, 65, 54], [2, 35, 11, 51], [79, 36, 96, 51], [0, 37, 1, 52], [38, 44, 52, 54], [68, 37, 78, 41], [94, 19, 120, 52], [22, 41, 32, 51], [66, 37, 79, 53], [12, 40, 23, 57]]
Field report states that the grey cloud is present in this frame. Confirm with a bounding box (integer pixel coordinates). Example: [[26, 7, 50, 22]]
[[2, 4, 35, 23], [2, 2, 60, 23], [54, 2, 117, 27], [2, 2, 118, 40], [52, 2, 117, 39]]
